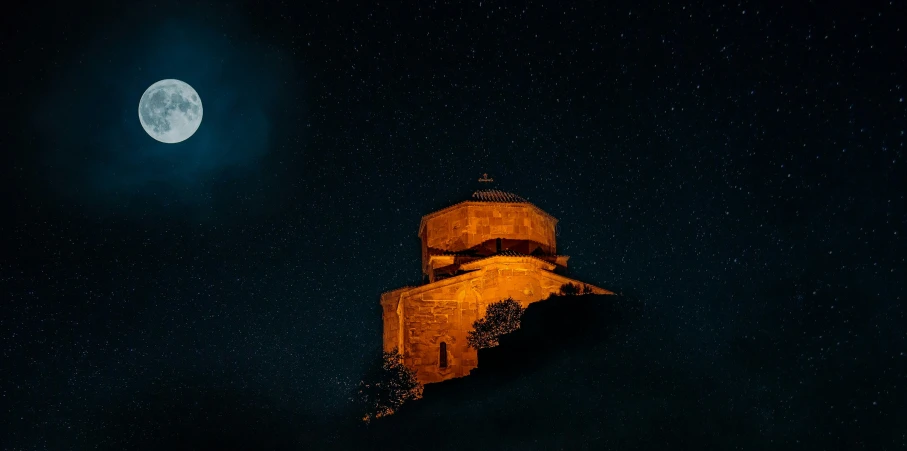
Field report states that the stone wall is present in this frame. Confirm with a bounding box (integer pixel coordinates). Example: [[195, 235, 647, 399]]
[[419, 203, 558, 257], [381, 257, 613, 384]]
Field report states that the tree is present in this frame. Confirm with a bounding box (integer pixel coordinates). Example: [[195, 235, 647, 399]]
[[467, 298, 525, 350], [357, 348, 423, 423]]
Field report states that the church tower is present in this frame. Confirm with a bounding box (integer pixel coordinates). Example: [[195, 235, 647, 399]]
[[380, 184, 613, 384]]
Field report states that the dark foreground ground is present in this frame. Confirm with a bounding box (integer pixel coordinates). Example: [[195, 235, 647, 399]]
[[361, 294, 906, 450], [79, 292, 905, 450]]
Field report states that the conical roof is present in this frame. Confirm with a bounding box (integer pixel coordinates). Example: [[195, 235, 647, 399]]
[[470, 189, 529, 203]]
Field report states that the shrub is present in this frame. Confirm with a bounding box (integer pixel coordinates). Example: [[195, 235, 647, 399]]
[[560, 282, 594, 295], [467, 298, 525, 350], [560, 282, 580, 295], [357, 348, 423, 423]]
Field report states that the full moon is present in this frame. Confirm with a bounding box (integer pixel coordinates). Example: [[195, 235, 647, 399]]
[[138, 79, 203, 144]]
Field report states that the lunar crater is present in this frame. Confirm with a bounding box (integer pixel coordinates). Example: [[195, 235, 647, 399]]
[[138, 79, 203, 143]]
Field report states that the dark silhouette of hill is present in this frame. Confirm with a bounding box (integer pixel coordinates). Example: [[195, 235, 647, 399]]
[[78, 286, 905, 450], [363, 292, 906, 450]]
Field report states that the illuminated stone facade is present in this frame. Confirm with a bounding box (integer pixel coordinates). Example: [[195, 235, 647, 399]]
[[381, 190, 613, 384]]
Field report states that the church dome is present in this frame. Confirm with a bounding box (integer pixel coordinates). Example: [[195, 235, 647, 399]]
[[470, 189, 529, 203]]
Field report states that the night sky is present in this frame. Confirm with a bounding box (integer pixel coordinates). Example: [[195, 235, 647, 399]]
[[3, 1, 906, 449]]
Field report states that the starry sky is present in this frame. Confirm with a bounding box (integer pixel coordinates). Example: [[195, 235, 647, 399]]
[[2, 0, 905, 449]]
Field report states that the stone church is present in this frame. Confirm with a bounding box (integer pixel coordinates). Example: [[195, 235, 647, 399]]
[[380, 187, 613, 384]]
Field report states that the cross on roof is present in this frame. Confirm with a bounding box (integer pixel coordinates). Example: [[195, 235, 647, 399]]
[[478, 173, 494, 183]]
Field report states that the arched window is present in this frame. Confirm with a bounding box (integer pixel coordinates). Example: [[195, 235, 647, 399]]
[[439, 342, 448, 368]]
